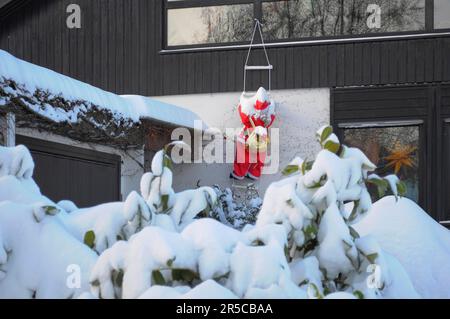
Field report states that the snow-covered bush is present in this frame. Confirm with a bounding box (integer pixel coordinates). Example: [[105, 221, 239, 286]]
[[355, 196, 450, 298], [211, 185, 261, 229], [0, 143, 219, 298], [86, 127, 421, 299], [1, 129, 449, 299], [140, 143, 218, 231], [255, 126, 417, 298]]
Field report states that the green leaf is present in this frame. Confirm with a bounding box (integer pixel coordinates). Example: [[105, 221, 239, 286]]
[[286, 199, 295, 208], [252, 239, 265, 246], [167, 257, 176, 268], [284, 245, 290, 259], [161, 194, 169, 211], [163, 155, 173, 169], [320, 126, 333, 144], [323, 140, 340, 154], [112, 269, 124, 287], [43, 205, 59, 216], [397, 181, 407, 197], [213, 272, 230, 281], [349, 226, 360, 239], [308, 283, 323, 299], [152, 270, 166, 286], [348, 200, 360, 222], [299, 279, 309, 286], [366, 252, 378, 264], [172, 269, 198, 283], [83, 230, 96, 249], [342, 239, 353, 250], [301, 160, 314, 175], [201, 203, 212, 217], [306, 180, 323, 189], [367, 178, 389, 198], [282, 165, 300, 176], [304, 224, 318, 240], [353, 290, 364, 299]]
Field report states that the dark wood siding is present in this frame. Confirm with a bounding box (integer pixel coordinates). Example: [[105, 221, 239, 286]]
[[332, 86, 430, 122], [1, 0, 450, 96], [16, 135, 121, 208]]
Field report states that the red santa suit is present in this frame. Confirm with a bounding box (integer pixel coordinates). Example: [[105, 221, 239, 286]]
[[232, 87, 276, 180]]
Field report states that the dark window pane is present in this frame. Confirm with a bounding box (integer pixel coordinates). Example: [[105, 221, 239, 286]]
[[343, 126, 420, 203], [262, 0, 343, 40], [167, 5, 254, 46], [434, 0, 450, 29], [343, 0, 425, 34]]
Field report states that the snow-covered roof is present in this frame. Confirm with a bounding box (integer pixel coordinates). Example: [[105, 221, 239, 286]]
[[0, 49, 205, 130]]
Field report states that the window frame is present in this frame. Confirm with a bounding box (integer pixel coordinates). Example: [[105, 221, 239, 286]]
[[337, 121, 425, 206], [162, 0, 450, 53], [440, 119, 450, 225]]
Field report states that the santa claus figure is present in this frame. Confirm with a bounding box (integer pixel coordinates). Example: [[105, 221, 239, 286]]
[[231, 87, 276, 181]]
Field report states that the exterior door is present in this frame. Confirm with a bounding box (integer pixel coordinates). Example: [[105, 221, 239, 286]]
[[16, 135, 121, 208]]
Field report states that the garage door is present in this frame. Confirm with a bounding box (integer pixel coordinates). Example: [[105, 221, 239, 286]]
[[16, 135, 121, 208]]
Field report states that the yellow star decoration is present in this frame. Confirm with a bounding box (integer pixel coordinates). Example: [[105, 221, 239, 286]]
[[384, 144, 417, 174]]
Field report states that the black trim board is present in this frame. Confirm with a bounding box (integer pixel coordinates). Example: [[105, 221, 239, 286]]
[[16, 135, 122, 165]]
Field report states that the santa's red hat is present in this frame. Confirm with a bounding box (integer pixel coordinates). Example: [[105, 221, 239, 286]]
[[254, 87, 270, 110]]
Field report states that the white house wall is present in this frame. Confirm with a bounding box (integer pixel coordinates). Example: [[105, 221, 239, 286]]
[[153, 88, 330, 196], [15, 128, 144, 201]]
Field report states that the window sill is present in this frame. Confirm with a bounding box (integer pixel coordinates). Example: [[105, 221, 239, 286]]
[[160, 31, 450, 55]]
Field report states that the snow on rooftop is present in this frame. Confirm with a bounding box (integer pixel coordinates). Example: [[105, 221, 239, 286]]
[[0, 49, 205, 129]]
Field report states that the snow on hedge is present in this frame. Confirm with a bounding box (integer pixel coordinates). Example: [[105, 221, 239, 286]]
[[355, 196, 450, 298], [0, 50, 204, 129], [0, 127, 449, 299]]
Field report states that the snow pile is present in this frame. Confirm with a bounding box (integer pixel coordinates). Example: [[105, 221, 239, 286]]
[[0, 49, 204, 129], [355, 196, 450, 298]]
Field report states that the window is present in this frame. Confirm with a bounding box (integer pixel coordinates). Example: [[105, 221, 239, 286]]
[[343, 125, 420, 203], [262, 1, 343, 39], [342, 0, 425, 34], [167, 4, 254, 46], [164, 0, 446, 49], [434, 0, 450, 29], [262, 0, 425, 41]]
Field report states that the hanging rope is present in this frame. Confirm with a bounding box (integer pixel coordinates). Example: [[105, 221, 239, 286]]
[[243, 19, 273, 93]]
